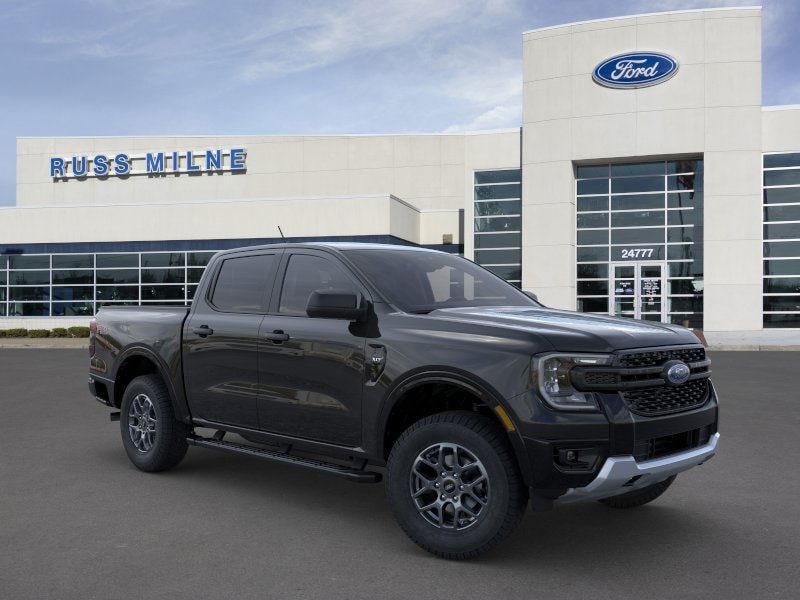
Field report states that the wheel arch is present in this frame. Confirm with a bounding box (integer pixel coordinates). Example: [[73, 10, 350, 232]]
[[377, 368, 533, 484], [111, 346, 191, 423]]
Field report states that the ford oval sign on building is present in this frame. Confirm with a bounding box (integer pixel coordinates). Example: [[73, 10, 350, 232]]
[[592, 51, 678, 89]]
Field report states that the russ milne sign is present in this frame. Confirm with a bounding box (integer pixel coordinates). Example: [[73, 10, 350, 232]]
[[50, 148, 246, 179], [592, 52, 678, 89]]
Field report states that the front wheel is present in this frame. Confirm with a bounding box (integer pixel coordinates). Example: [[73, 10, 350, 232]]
[[120, 374, 189, 472], [386, 411, 528, 560]]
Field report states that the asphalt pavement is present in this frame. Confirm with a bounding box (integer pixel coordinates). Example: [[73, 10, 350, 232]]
[[1, 349, 798, 599]]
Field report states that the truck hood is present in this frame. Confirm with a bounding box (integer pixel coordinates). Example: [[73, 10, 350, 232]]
[[426, 306, 701, 353]]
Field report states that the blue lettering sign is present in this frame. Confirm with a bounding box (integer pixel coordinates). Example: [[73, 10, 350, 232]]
[[72, 156, 88, 177], [593, 52, 678, 89], [93, 154, 109, 176], [48, 147, 246, 179], [146, 152, 165, 173], [114, 153, 130, 175], [230, 147, 246, 170], [50, 158, 65, 177], [205, 149, 222, 170], [186, 150, 200, 172]]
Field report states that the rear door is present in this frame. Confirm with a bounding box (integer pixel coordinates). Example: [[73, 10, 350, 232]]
[[256, 250, 367, 446], [183, 249, 282, 429]]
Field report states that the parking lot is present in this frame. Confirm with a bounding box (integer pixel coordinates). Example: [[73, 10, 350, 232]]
[[1, 349, 798, 599]]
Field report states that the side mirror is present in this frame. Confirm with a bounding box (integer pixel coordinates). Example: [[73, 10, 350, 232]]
[[306, 290, 367, 321], [523, 290, 539, 303]]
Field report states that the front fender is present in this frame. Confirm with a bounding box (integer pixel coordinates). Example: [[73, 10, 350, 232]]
[[375, 367, 535, 486]]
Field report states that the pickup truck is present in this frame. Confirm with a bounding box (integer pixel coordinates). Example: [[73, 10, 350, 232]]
[[89, 242, 719, 559]]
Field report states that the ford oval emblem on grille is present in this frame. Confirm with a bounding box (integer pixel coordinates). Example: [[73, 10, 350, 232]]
[[664, 360, 691, 386]]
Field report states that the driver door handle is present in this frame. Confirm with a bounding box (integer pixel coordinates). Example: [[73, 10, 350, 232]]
[[264, 330, 290, 343], [192, 325, 214, 337]]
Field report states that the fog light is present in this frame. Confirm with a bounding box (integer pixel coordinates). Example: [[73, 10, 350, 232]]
[[555, 447, 600, 470]]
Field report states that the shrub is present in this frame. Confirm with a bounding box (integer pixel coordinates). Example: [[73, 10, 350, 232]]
[[68, 326, 91, 338], [51, 328, 69, 338], [28, 329, 51, 338], [3, 328, 28, 338]]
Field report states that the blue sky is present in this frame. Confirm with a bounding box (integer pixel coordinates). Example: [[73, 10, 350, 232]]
[[1, 0, 798, 206]]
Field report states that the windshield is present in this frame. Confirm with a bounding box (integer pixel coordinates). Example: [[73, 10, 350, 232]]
[[343, 248, 538, 314]]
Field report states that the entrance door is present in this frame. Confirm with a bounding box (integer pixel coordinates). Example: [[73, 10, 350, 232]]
[[610, 262, 667, 322]]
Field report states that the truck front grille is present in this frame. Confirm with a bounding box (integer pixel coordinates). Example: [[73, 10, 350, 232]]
[[617, 347, 706, 368], [621, 378, 710, 416]]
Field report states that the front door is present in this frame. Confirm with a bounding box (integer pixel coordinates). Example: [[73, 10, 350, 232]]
[[256, 250, 367, 447], [610, 262, 667, 322]]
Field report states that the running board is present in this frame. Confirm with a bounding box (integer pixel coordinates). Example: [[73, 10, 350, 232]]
[[186, 435, 381, 483]]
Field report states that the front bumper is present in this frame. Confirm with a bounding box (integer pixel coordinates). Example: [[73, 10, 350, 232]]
[[557, 432, 719, 503]]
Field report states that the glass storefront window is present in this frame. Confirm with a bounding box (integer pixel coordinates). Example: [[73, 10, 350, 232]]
[[9, 255, 49, 269], [188, 252, 216, 267], [576, 159, 704, 326], [52, 254, 93, 269], [52, 270, 93, 284], [141, 253, 185, 268], [763, 153, 800, 328], [52, 286, 93, 301], [9, 271, 50, 285], [474, 169, 522, 286], [0, 250, 213, 317], [97, 254, 138, 268]]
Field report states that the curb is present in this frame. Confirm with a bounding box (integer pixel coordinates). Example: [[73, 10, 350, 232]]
[[706, 345, 800, 351], [0, 339, 89, 349]]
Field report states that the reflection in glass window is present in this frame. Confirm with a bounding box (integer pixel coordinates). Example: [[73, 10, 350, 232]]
[[52, 254, 93, 269], [96, 254, 138, 268], [764, 153, 800, 328], [576, 159, 704, 328], [474, 170, 522, 286]]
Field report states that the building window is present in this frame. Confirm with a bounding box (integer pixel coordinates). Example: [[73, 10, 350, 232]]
[[763, 153, 800, 328], [474, 169, 522, 287], [0, 250, 218, 318], [575, 159, 704, 328]]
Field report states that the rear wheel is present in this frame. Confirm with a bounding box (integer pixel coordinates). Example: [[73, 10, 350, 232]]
[[120, 374, 189, 472], [598, 475, 676, 509], [386, 411, 528, 560]]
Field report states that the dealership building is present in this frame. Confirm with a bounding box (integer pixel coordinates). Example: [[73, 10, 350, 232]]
[[1, 6, 799, 344]]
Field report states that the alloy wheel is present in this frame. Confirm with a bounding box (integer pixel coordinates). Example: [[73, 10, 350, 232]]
[[128, 393, 157, 453], [409, 443, 490, 530]]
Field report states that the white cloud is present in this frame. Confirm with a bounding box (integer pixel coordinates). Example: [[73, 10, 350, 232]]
[[443, 102, 521, 132], [236, 0, 490, 81]]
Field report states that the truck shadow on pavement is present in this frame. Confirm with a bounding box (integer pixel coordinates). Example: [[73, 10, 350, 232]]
[[127, 441, 732, 568]]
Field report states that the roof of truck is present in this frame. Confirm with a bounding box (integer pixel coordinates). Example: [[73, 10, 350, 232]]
[[216, 242, 443, 255]]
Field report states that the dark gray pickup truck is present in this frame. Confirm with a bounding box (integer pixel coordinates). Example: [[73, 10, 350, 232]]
[[89, 242, 719, 559]]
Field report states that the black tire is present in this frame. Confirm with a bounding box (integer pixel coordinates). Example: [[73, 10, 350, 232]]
[[386, 411, 528, 560], [598, 475, 676, 509], [120, 374, 189, 472]]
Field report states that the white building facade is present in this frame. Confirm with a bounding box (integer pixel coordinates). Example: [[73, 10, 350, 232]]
[[2, 6, 799, 344]]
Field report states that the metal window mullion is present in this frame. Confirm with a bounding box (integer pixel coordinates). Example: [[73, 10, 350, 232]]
[[93, 253, 97, 315], [184, 252, 189, 305], [138, 253, 142, 305]]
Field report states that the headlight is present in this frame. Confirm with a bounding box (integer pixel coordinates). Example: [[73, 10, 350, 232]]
[[532, 353, 612, 411]]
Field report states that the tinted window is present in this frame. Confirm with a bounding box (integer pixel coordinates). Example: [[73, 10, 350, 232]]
[[211, 254, 277, 313], [279, 254, 357, 316], [343, 249, 535, 314], [96, 254, 138, 268], [52, 254, 93, 269]]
